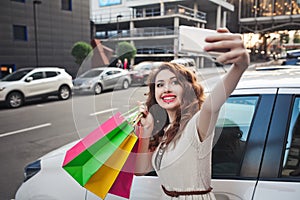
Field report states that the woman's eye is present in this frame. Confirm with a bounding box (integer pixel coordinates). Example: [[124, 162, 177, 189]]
[[171, 80, 179, 85], [156, 82, 164, 88]]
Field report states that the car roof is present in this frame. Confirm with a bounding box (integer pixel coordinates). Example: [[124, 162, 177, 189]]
[[236, 67, 300, 89], [20, 67, 65, 72], [91, 67, 122, 70]]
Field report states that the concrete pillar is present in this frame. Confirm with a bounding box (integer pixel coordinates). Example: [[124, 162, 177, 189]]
[[222, 11, 227, 27], [129, 20, 135, 65], [193, 1, 198, 18], [143, 8, 146, 17], [174, 17, 180, 59], [160, 1, 165, 16], [216, 5, 221, 29]]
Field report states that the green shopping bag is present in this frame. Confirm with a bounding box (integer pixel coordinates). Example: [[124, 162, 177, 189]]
[[63, 121, 134, 186]]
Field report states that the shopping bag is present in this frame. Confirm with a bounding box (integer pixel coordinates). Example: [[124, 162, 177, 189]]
[[63, 121, 134, 186], [84, 133, 138, 199], [108, 138, 139, 199], [62, 109, 142, 199], [62, 112, 124, 167]]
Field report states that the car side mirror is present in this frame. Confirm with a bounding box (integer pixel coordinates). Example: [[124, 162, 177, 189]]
[[100, 74, 107, 79], [25, 77, 33, 82]]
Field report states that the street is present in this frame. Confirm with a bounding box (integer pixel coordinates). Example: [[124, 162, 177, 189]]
[[0, 86, 148, 200]]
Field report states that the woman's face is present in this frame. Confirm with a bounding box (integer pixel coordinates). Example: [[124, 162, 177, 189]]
[[154, 69, 183, 111]]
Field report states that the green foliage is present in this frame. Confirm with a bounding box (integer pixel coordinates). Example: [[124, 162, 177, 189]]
[[280, 33, 289, 44], [293, 32, 300, 43], [71, 41, 93, 65], [116, 41, 136, 61]]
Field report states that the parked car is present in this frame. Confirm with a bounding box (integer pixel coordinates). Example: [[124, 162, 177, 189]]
[[0, 67, 73, 108], [170, 58, 197, 74], [15, 67, 300, 199], [282, 49, 300, 65], [73, 67, 131, 95], [129, 61, 164, 85]]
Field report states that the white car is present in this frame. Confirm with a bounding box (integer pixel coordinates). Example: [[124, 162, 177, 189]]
[[73, 67, 131, 95], [15, 67, 300, 199], [0, 67, 73, 108], [170, 58, 197, 74]]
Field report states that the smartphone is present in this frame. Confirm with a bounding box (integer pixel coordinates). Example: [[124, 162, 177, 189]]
[[179, 25, 218, 54]]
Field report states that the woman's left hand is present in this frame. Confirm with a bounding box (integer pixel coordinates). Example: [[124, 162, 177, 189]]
[[204, 28, 250, 71]]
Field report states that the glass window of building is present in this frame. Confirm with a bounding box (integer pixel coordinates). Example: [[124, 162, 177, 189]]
[[62, 0, 72, 11], [11, 0, 25, 2], [241, 0, 300, 18], [13, 25, 27, 41]]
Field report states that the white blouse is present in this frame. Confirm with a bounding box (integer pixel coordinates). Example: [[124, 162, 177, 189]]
[[152, 110, 216, 200]]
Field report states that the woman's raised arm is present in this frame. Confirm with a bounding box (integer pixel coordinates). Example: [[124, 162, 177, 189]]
[[197, 28, 250, 141]]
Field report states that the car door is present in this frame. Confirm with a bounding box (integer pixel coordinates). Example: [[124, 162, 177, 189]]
[[211, 88, 278, 200], [253, 88, 300, 200], [44, 71, 60, 92], [102, 69, 120, 90], [24, 71, 48, 97]]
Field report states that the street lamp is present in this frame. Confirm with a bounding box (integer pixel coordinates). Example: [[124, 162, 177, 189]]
[[116, 14, 123, 35], [33, 0, 42, 67]]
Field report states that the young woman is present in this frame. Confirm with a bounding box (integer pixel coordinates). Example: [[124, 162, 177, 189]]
[[135, 28, 250, 199]]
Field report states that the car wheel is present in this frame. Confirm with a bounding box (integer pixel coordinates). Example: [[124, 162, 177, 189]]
[[6, 92, 24, 108], [122, 80, 129, 89], [58, 85, 71, 100], [94, 83, 102, 95]]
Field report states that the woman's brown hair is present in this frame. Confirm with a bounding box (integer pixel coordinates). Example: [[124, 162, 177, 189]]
[[145, 62, 205, 150]]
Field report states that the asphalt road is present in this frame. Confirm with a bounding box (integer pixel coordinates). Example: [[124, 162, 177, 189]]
[[0, 86, 147, 200]]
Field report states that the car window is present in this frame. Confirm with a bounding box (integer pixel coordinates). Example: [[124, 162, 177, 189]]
[[213, 96, 259, 176], [30, 72, 44, 80], [81, 70, 103, 78], [1, 69, 32, 81], [106, 71, 113, 75], [281, 97, 300, 178], [45, 71, 58, 78], [134, 63, 152, 70]]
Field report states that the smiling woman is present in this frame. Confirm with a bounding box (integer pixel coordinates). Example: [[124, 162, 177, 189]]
[[135, 28, 250, 199]]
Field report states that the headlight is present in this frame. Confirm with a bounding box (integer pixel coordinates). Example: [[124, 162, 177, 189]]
[[24, 160, 41, 182], [83, 80, 93, 86]]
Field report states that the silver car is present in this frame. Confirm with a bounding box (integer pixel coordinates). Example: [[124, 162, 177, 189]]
[[73, 67, 131, 95]]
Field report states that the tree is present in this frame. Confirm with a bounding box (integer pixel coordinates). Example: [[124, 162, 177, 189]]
[[116, 41, 136, 62], [71, 41, 93, 65], [293, 32, 300, 43]]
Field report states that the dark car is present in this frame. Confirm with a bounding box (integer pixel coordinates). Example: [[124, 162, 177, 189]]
[[129, 61, 164, 85], [282, 49, 300, 65]]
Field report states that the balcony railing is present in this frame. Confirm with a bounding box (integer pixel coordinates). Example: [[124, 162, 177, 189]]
[[97, 27, 177, 40], [91, 4, 206, 24]]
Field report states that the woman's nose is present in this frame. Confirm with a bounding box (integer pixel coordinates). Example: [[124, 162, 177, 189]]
[[163, 83, 171, 92]]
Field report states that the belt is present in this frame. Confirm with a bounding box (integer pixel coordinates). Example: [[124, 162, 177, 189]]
[[161, 185, 212, 197]]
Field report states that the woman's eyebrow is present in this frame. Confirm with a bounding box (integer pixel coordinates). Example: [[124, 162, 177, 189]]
[[156, 76, 177, 83]]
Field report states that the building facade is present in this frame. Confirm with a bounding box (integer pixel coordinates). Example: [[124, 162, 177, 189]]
[[90, 0, 235, 67], [0, 0, 90, 77], [239, 0, 300, 33], [238, 0, 300, 60]]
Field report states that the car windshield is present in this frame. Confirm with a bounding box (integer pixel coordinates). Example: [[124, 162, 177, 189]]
[[1, 69, 33, 81], [80, 70, 103, 78], [134, 63, 152, 71]]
